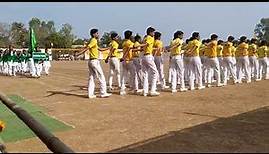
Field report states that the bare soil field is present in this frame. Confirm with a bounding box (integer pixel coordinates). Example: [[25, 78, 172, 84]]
[[1, 60, 269, 152]]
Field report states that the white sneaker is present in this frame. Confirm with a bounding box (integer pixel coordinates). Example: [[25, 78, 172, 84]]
[[197, 86, 205, 90], [246, 80, 251, 83], [136, 89, 143, 93], [179, 88, 187, 92], [150, 91, 160, 96], [189, 87, 195, 91], [206, 84, 212, 88], [162, 85, 170, 90], [255, 78, 261, 81], [216, 84, 223, 87], [88, 95, 96, 99], [171, 89, 177, 93], [238, 80, 242, 84], [143, 93, 148, 97], [120, 90, 126, 96], [100, 93, 112, 98]]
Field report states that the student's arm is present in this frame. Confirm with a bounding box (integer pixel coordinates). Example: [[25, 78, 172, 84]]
[[76, 47, 88, 56], [105, 46, 114, 63], [98, 47, 110, 52], [120, 47, 131, 62]]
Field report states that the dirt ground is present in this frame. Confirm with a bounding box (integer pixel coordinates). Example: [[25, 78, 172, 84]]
[[1, 60, 269, 153]]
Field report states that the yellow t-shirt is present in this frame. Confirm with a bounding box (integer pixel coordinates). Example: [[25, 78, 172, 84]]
[[267, 47, 269, 57], [236, 42, 249, 57], [182, 43, 190, 57], [222, 42, 233, 57], [88, 38, 98, 59], [217, 45, 223, 57], [170, 38, 183, 56], [207, 40, 218, 58], [248, 44, 257, 57], [109, 40, 120, 58], [143, 35, 154, 55], [231, 46, 236, 57], [133, 41, 141, 58], [257, 45, 268, 58], [153, 40, 163, 56], [189, 39, 201, 57], [199, 44, 206, 56], [122, 39, 134, 61]]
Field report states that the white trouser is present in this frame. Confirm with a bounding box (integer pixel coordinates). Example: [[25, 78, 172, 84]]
[[249, 56, 259, 79], [21, 61, 27, 73], [218, 57, 224, 83], [258, 57, 269, 80], [28, 58, 36, 77], [7, 61, 13, 76], [184, 56, 191, 82], [154, 56, 167, 88], [189, 56, 203, 89], [202, 57, 209, 83], [121, 61, 136, 91], [12, 62, 19, 76], [0, 62, 3, 73], [206, 57, 221, 85], [108, 57, 121, 89], [171, 55, 185, 90], [43, 61, 51, 75], [3, 62, 8, 75], [35, 62, 43, 77], [168, 58, 172, 83], [223, 56, 237, 84], [133, 57, 143, 89], [88, 59, 107, 96], [142, 55, 158, 94], [236, 56, 251, 82]]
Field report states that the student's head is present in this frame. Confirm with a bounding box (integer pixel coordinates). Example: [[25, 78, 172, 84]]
[[250, 38, 257, 44], [90, 28, 99, 38], [246, 39, 251, 44], [146, 27, 155, 37], [210, 34, 218, 41], [239, 36, 247, 43], [191, 32, 200, 40], [124, 30, 133, 39], [110, 32, 119, 41], [134, 34, 142, 42], [202, 39, 207, 44], [185, 39, 190, 44], [154, 31, 161, 40], [233, 40, 239, 46], [206, 39, 211, 44], [218, 40, 224, 45], [260, 40, 267, 46], [174, 31, 184, 40], [227, 36, 235, 42]]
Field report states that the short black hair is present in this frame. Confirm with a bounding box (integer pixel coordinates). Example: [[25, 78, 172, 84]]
[[239, 36, 247, 43], [192, 32, 199, 39], [124, 30, 132, 39], [227, 36, 235, 42], [146, 27, 155, 35], [90, 29, 98, 37], [173, 31, 184, 39], [218, 40, 224, 45], [250, 38, 257, 44], [186, 39, 190, 44], [134, 34, 141, 42], [260, 40, 267, 46], [154, 31, 161, 40], [202, 39, 206, 44], [210, 34, 218, 40], [110, 32, 118, 39], [206, 39, 211, 43]]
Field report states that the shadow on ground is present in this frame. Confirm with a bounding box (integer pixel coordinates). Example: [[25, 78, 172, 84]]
[[108, 106, 269, 153]]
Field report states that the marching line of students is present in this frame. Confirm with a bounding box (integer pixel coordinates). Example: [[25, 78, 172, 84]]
[[0, 45, 51, 78], [78, 26, 269, 99]]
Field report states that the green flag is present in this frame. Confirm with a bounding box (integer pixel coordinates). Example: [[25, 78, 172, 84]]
[[29, 27, 37, 54]]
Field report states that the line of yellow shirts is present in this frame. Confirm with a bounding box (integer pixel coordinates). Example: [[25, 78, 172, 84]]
[[87, 37, 269, 60]]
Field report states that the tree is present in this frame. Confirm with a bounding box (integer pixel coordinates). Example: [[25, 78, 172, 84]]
[[59, 23, 75, 48], [10, 22, 28, 48], [0, 22, 11, 47], [254, 18, 269, 42], [73, 38, 85, 45], [99, 31, 123, 48]]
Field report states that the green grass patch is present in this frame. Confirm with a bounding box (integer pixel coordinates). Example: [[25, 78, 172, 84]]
[[0, 95, 73, 143]]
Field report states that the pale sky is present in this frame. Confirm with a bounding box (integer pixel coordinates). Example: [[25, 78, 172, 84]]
[[0, 2, 268, 45]]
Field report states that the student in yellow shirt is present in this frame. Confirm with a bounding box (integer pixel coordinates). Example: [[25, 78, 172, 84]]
[[257, 40, 269, 80], [132, 34, 143, 91], [222, 36, 237, 85], [186, 32, 205, 90], [167, 30, 187, 93], [183, 38, 193, 85], [205, 34, 223, 87], [140, 27, 160, 96], [217, 40, 224, 83], [202, 39, 211, 85], [231, 40, 238, 77], [105, 32, 121, 92], [153, 31, 169, 90], [236, 36, 251, 83], [120, 30, 136, 95], [77, 28, 112, 98], [248, 38, 259, 81]]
